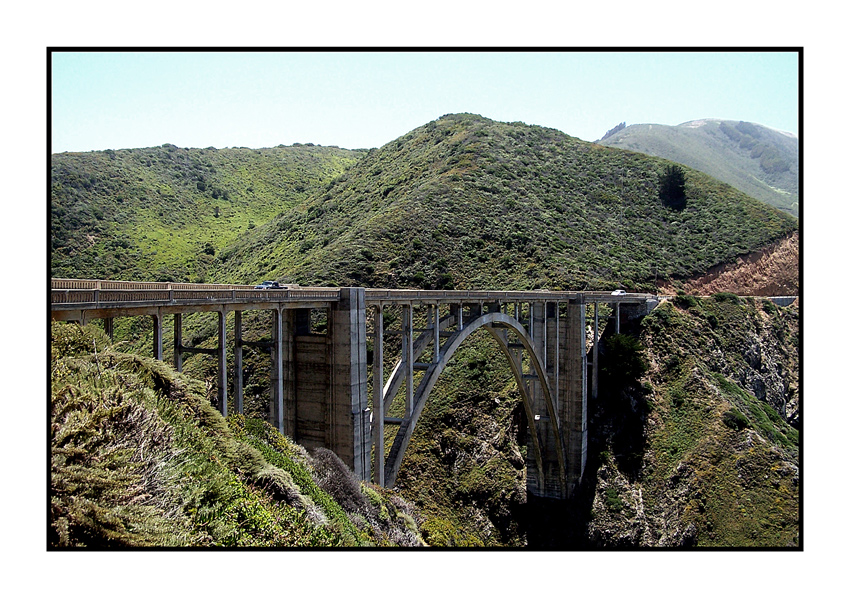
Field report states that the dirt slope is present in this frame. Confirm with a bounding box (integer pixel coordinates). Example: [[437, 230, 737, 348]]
[[660, 230, 798, 297]]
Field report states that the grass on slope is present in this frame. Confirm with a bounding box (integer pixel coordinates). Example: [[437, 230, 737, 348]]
[[51, 143, 364, 282], [50, 322, 423, 548]]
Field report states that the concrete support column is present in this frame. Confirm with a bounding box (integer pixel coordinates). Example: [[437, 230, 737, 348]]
[[546, 302, 560, 412], [433, 302, 440, 363], [614, 302, 621, 335], [103, 317, 114, 341], [372, 305, 385, 486], [592, 302, 599, 400], [217, 310, 227, 417], [152, 312, 163, 361], [234, 310, 243, 414], [173, 313, 183, 372], [529, 301, 563, 499], [532, 302, 546, 357], [403, 304, 414, 420], [271, 307, 285, 433], [329, 288, 370, 481], [560, 300, 588, 497]]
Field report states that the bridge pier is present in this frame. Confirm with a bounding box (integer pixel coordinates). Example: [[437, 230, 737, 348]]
[[277, 289, 371, 480], [560, 300, 587, 496]]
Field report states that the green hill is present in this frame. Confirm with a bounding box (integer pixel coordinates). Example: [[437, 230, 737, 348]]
[[51, 143, 364, 281], [211, 113, 796, 292], [598, 119, 798, 216]]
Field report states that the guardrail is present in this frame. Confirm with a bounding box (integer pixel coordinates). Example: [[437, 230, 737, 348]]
[[364, 289, 654, 303]]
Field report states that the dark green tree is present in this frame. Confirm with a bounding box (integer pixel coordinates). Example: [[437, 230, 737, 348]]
[[659, 164, 687, 210]]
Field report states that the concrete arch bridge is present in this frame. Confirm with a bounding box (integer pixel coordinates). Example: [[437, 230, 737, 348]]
[[51, 279, 658, 500]]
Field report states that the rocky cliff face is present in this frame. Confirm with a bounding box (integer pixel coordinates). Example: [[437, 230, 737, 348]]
[[584, 296, 799, 547]]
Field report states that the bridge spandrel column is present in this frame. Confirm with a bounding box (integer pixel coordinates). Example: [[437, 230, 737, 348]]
[[152, 311, 163, 361], [372, 305, 385, 486], [279, 309, 296, 437], [173, 313, 183, 372], [234, 310, 243, 415], [546, 303, 559, 407]]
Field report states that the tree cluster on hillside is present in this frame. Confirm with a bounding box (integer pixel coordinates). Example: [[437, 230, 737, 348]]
[[658, 164, 687, 210]]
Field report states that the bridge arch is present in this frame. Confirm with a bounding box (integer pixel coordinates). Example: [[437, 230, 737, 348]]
[[377, 309, 567, 497]]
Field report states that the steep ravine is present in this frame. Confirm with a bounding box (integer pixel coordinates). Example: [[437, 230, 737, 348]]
[[580, 295, 799, 547]]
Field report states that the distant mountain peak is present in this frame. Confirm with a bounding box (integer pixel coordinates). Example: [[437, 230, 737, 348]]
[[598, 119, 798, 216]]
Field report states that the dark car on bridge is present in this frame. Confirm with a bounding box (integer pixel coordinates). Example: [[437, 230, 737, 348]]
[[254, 280, 282, 289]]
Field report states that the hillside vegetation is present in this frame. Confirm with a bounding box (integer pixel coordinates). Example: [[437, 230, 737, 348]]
[[51, 143, 364, 282], [580, 294, 799, 547], [51, 322, 423, 547], [599, 119, 798, 216], [210, 114, 796, 291]]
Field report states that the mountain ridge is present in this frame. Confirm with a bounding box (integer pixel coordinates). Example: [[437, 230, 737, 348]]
[[598, 119, 798, 216]]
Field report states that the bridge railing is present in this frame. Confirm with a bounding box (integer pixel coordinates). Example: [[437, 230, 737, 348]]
[[365, 289, 580, 303], [51, 281, 344, 307], [52, 279, 661, 309], [51, 278, 257, 291]]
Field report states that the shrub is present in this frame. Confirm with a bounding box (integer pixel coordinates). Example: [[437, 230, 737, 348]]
[[673, 293, 699, 309], [605, 486, 624, 512], [722, 409, 750, 431], [712, 292, 740, 304]]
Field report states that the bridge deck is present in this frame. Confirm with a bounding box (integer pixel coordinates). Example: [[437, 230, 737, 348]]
[[51, 279, 656, 319]]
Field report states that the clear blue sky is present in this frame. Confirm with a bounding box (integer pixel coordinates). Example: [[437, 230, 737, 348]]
[[51, 50, 799, 153]]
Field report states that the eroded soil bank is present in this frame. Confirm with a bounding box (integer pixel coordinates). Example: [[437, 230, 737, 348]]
[[660, 230, 798, 297]]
